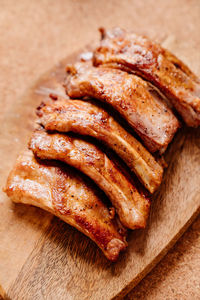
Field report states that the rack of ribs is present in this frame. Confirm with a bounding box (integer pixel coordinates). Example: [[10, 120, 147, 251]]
[[65, 62, 179, 153], [37, 97, 163, 193], [29, 130, 150, 230], [4, 151, 127, 261], [93, 27, 200, 127]]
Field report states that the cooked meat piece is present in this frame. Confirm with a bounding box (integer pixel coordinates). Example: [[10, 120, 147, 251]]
[[93, 27, 200, 127], [38, 97, 163, 193], [4, 151, 127, 261], [162, 48, 200, 83], [29, 130, 150, 229], [65, 61, 179, 153]]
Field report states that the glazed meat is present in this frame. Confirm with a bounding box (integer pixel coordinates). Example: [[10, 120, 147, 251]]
[[65, 62, 179, 153], [4, 151, 127, 261], [93, 27, 200, 127], [37, 97, 163, 193], [29, 130, 150, 229]]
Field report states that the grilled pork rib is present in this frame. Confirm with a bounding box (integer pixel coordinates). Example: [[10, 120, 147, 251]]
[[65, 62, 179, 153], [29, 130, 150, 229], [4, 151, 127, 261], [37, 98, 163, 193], [93, 27, 200, 127]]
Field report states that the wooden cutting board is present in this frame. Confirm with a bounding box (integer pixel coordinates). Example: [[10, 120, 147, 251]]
[[0, 43, 200, 300], [2, 0, 200, 292]]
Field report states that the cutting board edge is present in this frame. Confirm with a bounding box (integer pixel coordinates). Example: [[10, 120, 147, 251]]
[[113, 205, 200, 300], [2, 201, 199, 300]]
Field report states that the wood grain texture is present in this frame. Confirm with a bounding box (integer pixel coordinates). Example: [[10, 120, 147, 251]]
[[126, 216, 200, 300], [0, 1, 200, 299]]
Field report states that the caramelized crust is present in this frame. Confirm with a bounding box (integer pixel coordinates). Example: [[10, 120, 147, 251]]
[[29, 130, 150, 229], [38, 98, 163, 193], [94, 27, 200, 127], [4, 151, 127, 261], [65, 62, 179, 153]]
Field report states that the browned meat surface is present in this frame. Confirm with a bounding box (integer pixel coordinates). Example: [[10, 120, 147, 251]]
[[4, 151, 127, 261], [38, 97, 163, 193], [65, 62, 179, 153], [29, 130, 150, 229], [93, 27, 200, 127]]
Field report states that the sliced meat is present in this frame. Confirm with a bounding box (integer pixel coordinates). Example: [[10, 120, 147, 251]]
[[4, 151, 127, 261], [65, 61, 179, 153], [93, 27, 200, 127], [29, 130, 150, 230], [38, 97, 163, 193]]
